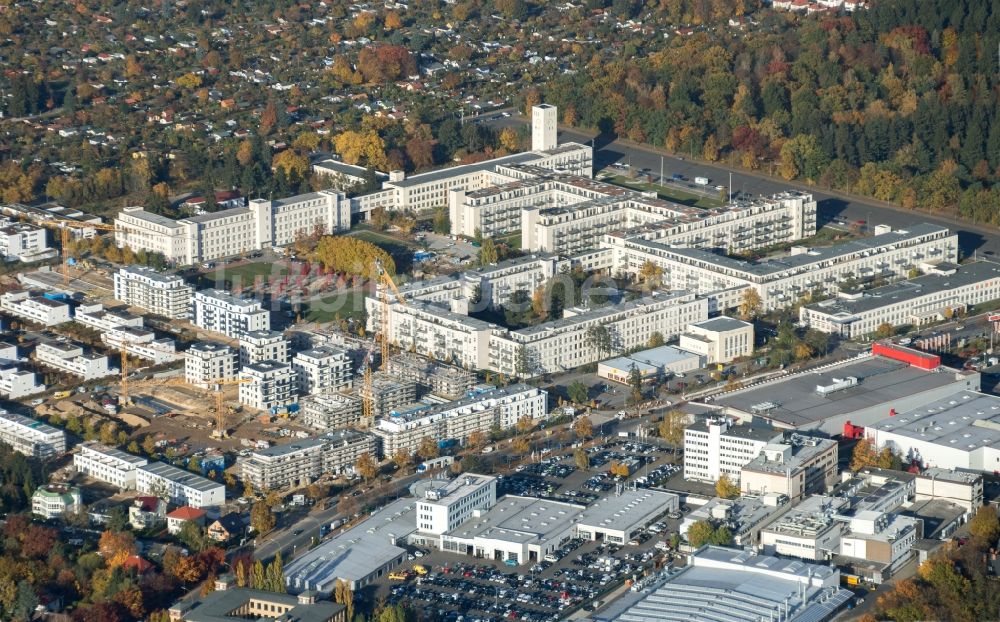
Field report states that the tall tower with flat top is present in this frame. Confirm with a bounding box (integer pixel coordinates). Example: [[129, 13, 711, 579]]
[[531, 104, 557, 152]]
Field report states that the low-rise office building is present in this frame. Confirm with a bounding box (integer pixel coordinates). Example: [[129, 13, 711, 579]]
[[31, 484, 82, 520], [35, 341, 112, 380], [598, 345, 703, 385], [74, 441, 149, 489], [193, 289, 270, 339], [914, 468, 983, 514], [136, 461, 225, 508], [300, 392, 364, 430], [678, 316, 754, 364], [740, 433, 839, 501], [101, 326, 180, 364], [0, 363, 44, 398], [416, 474, 498, 535], [240, 430, 377, 490], [0, 411, 65, 459], [800, 261, 1000, 339], [239, 329, 289, 365], [681, 494, 791, 547], [0, 291, 71, 326], [574, 489, 679, 545], [74, 303, 144, 332], [759, 495, 851, 561], [0, 221, 55, 262], [371, 384, 547, 458], [239, 361, 296, 412], [292, 346, 352, 395], [683, 416, 778, 484], [169, 582, 346, 622], [185, 342, 238, 388], [113, 266, 193, 319]]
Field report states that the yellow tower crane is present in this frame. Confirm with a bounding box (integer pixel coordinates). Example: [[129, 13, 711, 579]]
[[121, 374, 250, 438], [374, 258, 406, 371], [38, 219, 128, 285]]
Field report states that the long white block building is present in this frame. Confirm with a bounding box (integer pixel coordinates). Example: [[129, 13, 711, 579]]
[[101, 326, 180, 364], [800, 261, 1000, 339], [0, 411, 66, 459], [0, 291, 71, 326], [113, 266, 193, 319], [192, 289, 270, 338], [74, 441, 149, 489], [114, 190, 351, 265], [74, 303, 144, 332], [372, 384, 547, 457], [136, 461, 225, 508], [35, 342, 113, 380], [240, 429, 376, 490]]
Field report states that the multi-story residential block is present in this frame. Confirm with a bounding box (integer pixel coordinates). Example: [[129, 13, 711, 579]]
[[683, 416, 777, 484], [114, 190, 350, 265], [31, 484, 82, 519], [739, 434, 839, 501], [193, 289, 270, 339], [371, 385, 547, 458], [357, 374, 418, 420], [0, 221, 56, 262], [618, 223, 958, 311], [35, 342, 112, 380], [800, 261, 1000, 339], [73, 441, 149, 490], [239, 330, 289, 365], [240, 430, 377, 490], [0, 411, 66, 459], [386, 353, 475, 398], [113, 266, 193, 319], [415, 474, 497, 534], [185, 342, 238, 388], [0, 363, 44, 398], [0, 291, 71, 326], [101, 326, 180, 364], [300, 392, 364, 430], [74, 303, 144, 332], [678, 316, 754, 365], [292, 346, 352, 395], [239, 361, 296, 412], [136, 461, 225, 508]]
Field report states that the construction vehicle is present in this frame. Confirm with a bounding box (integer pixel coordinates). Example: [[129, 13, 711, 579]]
[[412, 565, 428, 576], [52, 390, 72, 399], [388, 571, 411, 581]]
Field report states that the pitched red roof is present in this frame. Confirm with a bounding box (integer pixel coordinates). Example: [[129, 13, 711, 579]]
[[122, 555, 154, 574], [167, 506, 207, 520]]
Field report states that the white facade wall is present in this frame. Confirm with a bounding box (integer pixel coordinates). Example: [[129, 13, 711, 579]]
[[532, 104, 558, 151], [416, 476, 497, 534], [74, 305, 145, 332], [0, 291, 71, 326], [0, 411, 65, 459], [0, 366, 44, 398], [240, 331, 289, 365], [35, 342, 112, 380], [193, 290, 270, 338], [136, 463, 225, 508], [683, 418, 775, 483], [0, 223, 54, 262], [101, 327, 180, 364], [185, 343, 238, 388], [113, 266, 193, 319], [74, 442, 149, 489], [239, 361, 297, 411], [292, 347, 352, 395]]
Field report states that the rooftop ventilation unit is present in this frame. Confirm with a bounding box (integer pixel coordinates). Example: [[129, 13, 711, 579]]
[[816, 376, 858, 396]]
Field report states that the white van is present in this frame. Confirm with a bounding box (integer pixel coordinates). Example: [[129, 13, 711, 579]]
[[694, 176, 709, 186]]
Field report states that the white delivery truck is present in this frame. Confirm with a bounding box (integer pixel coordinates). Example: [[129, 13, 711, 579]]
[[694, 176, 710, 186]]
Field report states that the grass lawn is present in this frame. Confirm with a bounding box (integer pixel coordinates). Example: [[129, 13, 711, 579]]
[[303, 289, 367, 323], [602, 174, 723, 209], [196, 261, 289, 289], [347, 229, 416, 273], [497, 231, 522, 249]]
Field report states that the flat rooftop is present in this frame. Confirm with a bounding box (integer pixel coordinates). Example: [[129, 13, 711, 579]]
[[868, 390, 1000, 451], [79, 441, 148, 466], [804, 261, 1000, 318], [174, 588, 344, 622], [445, 495, 583, 545], [918, 467, 982, 484], [602, 345, 700, 373], [139, 461, 222, 493], [714, 354, 973, 428], [119, 265, 187, 284], [576, 489, 677, 534], [741, 434, 838, 475], [689, 316, 752, 333], [600, 546, 850, 622], [420, 473, 496, 506], [763, 495, 849, 537]]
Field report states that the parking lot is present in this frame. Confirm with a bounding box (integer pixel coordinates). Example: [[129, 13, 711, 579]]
[[369, 440, 689, 622]]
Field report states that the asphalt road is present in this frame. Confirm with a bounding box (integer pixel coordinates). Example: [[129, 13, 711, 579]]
[[480, 114, 1000, 259]]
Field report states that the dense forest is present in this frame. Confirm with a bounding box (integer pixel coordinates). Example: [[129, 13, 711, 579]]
[[541, 0, 1000, 223]]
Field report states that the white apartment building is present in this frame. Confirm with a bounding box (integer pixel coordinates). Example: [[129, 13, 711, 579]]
[[800, 261, 1000, 339], [300, 392, 364, 430], [113, 266, 193, 319], [185, 342, 238, 388], [0, 221, 56, 262], [31, 484, 82, 520], [0, 410, 66, 458], [240, 430, 376, 490], [239, 330, 289, 365], [193, 289, 270, 338], [372, 384, 547, 457], [114, 190, 350, 265], [0, 291, 71, 326], [683, 416, 778, 484], [415, 474, 498, 534], [35, 342, 112, 380], [239, 361, 297, 412], [101, 326, 180, 364], [619, 223, 959, 311], [136, 461, 225, 508], [292, 346, 352, 395], [74, 303, 144, 332], [74, 441, 149, 489], [373, 289, 708, 377], [0, 364, 43, 398], [678, 316, 754, 365]]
